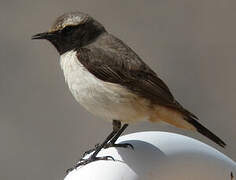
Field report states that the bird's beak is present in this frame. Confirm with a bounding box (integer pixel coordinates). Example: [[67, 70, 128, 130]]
[[31, 32, 56, 40]]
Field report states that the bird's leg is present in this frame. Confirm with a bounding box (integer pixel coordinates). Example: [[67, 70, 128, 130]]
[[82, 143, 99, 157], [69, 120, 121, 170], [82, 120, 121, 157], [84, 120, 121, 157], [104, 123, 133, 149]]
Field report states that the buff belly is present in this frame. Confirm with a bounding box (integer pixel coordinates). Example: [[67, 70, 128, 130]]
[[60, 51, 196, 130], [60, 50, 150, 123]]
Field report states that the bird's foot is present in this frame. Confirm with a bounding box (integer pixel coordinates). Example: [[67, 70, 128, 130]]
[[66, 155, 115, 173], [81, 142, 133, 159], [78, 155, 115, 166], [104, 142, 134, 150], [82, 143, 99, 158]]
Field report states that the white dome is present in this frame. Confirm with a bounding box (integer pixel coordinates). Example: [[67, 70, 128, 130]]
[[65, 131, 235, 180]]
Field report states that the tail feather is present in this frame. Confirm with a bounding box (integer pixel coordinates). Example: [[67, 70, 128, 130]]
[[152, 101, 226, 148], [185, 116, 226, 148], [174, 101, 226, 148]]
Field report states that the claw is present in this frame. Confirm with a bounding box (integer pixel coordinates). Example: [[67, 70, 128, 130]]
[[82, 149, 95, 157], [98, 155, 115, 161], [77, 155, 115, 166], [120, 143, 134, 150], [66, 122, 130, 174], [104, 142, 134, 150], [66, 155, 115, 173], [66, 167, 75, 174], [82, 143, 100, 157]]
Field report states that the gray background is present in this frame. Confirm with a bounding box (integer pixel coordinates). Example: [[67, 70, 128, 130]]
[[0, 0, 235, 179]]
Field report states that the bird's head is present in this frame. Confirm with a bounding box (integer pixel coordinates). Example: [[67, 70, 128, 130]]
[[32, 11, 106, 54]]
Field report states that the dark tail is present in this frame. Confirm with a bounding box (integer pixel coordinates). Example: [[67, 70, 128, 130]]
[[186, 115, 226, 148], [171, 101, 226, 148]]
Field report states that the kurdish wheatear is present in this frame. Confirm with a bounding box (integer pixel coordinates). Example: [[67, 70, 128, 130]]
[[32, 11, 226, 168]]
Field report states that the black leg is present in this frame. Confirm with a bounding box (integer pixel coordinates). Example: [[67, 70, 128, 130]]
[[86, 120, 121, 158], [66, 120, 122, 173], [110, 124, 128, 144], [104, 124, 133, 149], [87, 124, 118, 159], [82, 120, 121, 157]]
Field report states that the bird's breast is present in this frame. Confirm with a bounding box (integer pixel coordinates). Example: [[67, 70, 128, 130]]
[[59, 50, 150, 122]]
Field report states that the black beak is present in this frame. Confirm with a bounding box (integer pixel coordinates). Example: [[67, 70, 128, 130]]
[[31, 32, 56, 40]]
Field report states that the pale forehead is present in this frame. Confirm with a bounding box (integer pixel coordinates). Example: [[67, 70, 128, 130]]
[[50, 12, 90, 32]]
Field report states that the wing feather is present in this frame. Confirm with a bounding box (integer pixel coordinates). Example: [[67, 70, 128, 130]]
[[76, 34, 196, 117], [75, 34, 226, 147]]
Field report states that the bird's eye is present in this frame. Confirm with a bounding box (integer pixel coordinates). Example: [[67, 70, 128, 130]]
[[62, 25, 77, 34]]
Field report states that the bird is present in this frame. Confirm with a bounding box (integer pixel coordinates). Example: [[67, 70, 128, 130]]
[[32, 11, 226, 168]]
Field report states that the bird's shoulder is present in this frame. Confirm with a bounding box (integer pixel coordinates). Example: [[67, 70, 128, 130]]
[[77, 33, 150, 73], [76, 33, 167, 85], [76, 34, 177, 108], [75, 33, 198, 119], [75, 33, 177, 105]]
